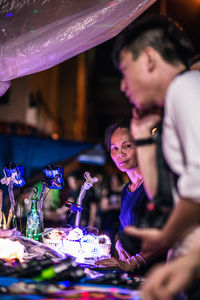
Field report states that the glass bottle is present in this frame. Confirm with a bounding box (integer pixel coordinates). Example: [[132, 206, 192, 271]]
[[26, 188, 40, 241]]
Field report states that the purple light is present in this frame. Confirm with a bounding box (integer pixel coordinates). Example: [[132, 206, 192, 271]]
[[6, 13, 13, 17]]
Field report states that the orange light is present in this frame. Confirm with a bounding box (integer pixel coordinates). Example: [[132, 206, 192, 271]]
[[51, 132, 59, 140], [152, 127, 157, 135]]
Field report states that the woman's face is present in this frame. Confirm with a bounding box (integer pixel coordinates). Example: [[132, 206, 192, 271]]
[[110, 127, 138, 172]]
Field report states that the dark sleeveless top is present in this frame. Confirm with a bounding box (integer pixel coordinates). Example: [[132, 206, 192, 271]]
[[119, 183, 148, 230]]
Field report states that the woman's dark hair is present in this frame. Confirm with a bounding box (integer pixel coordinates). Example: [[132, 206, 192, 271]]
[[104, 120, 130, 152], [112, 15, 194, 69]]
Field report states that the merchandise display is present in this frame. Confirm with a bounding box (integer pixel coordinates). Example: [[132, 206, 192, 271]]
[[43, 227, 111, 264], [0, 166, 142, 299]]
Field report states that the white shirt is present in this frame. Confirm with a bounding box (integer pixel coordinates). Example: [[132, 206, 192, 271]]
[[163, 70, 200, 258], [163, 70, 200, 202]]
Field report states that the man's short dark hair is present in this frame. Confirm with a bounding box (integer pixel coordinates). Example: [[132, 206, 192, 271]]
[[112, 15, 194, 69], [104, 120, 130, 152], [189, 54, 200, 68]]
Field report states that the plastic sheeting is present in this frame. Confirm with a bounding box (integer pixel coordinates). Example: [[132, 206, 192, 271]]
[[0, 0, 156, 96]]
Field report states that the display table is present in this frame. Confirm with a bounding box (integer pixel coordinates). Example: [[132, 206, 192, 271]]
[[0, 270, 142, 299], [0, 230, 142, 299]]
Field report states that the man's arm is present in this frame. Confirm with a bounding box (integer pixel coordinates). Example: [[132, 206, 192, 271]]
[[125, 197, 200, 255], [130, 109, 162, 199], [161, 196, 200, 246], [135, 143, 158, 199], [141, 245, 200, 300]]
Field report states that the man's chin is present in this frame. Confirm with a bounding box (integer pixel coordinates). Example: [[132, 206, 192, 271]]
[[132, 98, 155, 111]]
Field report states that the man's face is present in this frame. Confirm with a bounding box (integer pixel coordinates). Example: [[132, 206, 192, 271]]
[[110, 127, 138, 172], [119, 49, 157, 110]]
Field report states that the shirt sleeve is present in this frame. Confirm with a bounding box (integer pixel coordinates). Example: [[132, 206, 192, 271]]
[[166, 72, 200, 202]]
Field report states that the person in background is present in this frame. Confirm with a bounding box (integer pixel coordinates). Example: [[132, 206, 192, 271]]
[[92, 170, 109, 230], [97, 120, 164, 273], [99, 172, 123, 255], [56, 169, 98, 228]]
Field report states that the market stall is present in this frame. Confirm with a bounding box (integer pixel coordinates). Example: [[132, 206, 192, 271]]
[[0, 167, 142, 299], [0, 0, 157, 298]]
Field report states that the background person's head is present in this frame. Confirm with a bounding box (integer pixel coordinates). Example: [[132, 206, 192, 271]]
[[112, 15, 194, 110], [104, 120, 138, 172], [67, 169, 84, 191]]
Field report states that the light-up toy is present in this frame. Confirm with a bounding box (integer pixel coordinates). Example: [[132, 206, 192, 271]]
[[62, 228, 111, 264], [43, 171, 111, 264], [43, 227, 111, 264], [39, 165, 64, 231], [74, 172, 98, 227], [1, 163, 25, 229]]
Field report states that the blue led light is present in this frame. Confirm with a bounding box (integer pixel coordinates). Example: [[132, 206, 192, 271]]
[[43, 165, 64, 189], [6, 13, 13, 17], [3, 163, 25, 187]]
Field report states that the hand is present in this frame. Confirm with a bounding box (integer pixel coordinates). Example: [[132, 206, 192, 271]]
[[124, 226, 168, 256], [96, 257, 135, 272], [141, 250, 200, 300], [131, 107, 162, 139], [115, 239, 131, 261], [56, 205, 68, 215]]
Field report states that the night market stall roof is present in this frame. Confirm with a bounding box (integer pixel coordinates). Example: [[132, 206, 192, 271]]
[[0, 0, 156, 96], [0, 133, 94, 179], [0, 0, 156, 186]]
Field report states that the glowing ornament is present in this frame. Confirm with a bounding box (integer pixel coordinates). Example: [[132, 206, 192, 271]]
[[0, 238, 25, 262]]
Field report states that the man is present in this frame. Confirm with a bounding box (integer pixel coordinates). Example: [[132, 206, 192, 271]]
[[112, 14, 200, 273]]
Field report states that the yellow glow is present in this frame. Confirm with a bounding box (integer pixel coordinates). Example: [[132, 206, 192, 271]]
[[152, 128, 157, 135], [0, 239, 25, 262]]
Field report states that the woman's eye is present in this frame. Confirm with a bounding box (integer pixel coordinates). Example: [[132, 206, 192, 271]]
[[124, 144, 131, 148], [111, 147, 118, 151]]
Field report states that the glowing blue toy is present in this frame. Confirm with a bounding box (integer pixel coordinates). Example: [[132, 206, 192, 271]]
[[2, 163, 25, 187], [42, 165, 64, 189]]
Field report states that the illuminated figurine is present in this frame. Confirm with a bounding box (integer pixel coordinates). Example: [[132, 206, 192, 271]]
[[0, 163, 25, 229]]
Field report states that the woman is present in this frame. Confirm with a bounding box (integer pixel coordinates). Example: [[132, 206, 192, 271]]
[[97, 120, 158, 272]]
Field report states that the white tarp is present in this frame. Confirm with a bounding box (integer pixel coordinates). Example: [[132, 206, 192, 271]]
[[0, 0, 156, 95]]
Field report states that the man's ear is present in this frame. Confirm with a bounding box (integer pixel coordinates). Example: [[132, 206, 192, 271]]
[[144, 47, 156, 73]]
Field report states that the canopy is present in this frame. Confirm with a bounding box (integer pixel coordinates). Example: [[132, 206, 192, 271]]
[[0, 0, 156, 96], [0, 134, 93, 178]]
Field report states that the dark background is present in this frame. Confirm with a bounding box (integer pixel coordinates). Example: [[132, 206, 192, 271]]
[[89, 0, 200, 143], [0, 0, 199, 145]]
